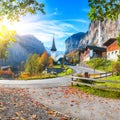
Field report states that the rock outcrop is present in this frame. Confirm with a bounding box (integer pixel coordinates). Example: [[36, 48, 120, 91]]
[[65, 32, 85, 54], [0, 34, 45, 67], [79, 16, 120, 47]]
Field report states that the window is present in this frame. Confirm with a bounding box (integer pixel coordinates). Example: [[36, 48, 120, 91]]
[[115, 51, 117, 54]]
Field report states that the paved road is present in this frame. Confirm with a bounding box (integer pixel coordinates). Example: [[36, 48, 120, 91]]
[[0, 65, 101, 88], [0, 66, 120, 120], [70, 65, 102, 74]]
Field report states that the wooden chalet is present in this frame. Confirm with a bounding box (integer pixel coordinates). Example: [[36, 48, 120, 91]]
[[103, 38, 120, 61], [0, 66, 14, 78], [79, 45, 106, 62]]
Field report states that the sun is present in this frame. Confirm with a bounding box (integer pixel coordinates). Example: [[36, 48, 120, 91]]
[[2, 19, 18, 31], [0, 18, 25, 34]]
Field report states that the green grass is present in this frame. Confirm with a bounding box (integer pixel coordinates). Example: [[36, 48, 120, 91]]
[[74, 58, 120, 99], [102, 75, 120, 81], [73, 84, 120, 99], [96, 75, 120, 89], [57, 67, 73, 77], [18, 65, 73, 80], [53, 65, 62, 68], [72, 75, 120, 99], [85, 58, 115, 72]]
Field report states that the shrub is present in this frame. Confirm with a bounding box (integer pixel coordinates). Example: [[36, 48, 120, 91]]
[[86, 58, 114, 72], [113, 61, 120, 75], [66, 68, 73, 74]]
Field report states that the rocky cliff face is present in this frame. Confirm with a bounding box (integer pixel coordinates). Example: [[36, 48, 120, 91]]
[[0, 34, 45, 67], [65, 32, 85, 54], [79, 15, 120, 47]]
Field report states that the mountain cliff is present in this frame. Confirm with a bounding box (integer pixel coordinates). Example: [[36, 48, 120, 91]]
[[79, 15, 120, 47], [0, 34, 45, 67], [65, 32, 85, 54]]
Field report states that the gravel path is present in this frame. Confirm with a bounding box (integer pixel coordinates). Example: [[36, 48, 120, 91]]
[[29, 86, 120, 120], [0, 87, 71, 120]]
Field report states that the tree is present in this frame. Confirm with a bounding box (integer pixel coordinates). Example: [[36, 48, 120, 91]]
[[117, 32, 120, 61], [48, 57, 53, 67], [88, 0, 120, 21], [38, 51, 49, 72], [0, 0, 45, 22], [25, 54, 39, 75], [0, 25, 16, 60], [0, 0, 45, 60]]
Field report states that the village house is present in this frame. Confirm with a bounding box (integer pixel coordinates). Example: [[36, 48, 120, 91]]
[[103, 38, 120, 61], [0, 66, 14, 78], [79, 45, 106, 62]]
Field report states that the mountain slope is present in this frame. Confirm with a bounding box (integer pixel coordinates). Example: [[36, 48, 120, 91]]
[[0, 34, 45, 67], [65, 32, 85, 54], [45, 47, 64, 56]]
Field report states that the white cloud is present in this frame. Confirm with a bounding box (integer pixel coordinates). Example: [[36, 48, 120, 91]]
[[8, 15, 89, 51], [61, 19, 89, 24]]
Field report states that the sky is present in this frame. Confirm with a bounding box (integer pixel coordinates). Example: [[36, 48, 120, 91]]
[[7, 0, 90, 52]]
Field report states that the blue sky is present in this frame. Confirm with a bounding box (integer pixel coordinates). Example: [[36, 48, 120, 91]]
[[11, 0, 90, 52]]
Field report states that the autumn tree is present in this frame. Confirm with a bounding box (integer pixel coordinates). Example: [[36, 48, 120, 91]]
[[38, 51, 49, 72], [48, 57, 53, 67], [0, 0, 45, 60], [0, 25, 16, 60], [88, 0, 120, 21]]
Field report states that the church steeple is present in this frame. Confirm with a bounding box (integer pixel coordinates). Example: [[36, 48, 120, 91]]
[[51, 36, 57, 51]]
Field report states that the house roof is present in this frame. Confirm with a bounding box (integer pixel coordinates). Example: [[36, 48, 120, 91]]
[[103, 38, 116, 46], [86, 45, 106, 51], [51, 36, 57, 51], [79, 45, 106, 52], [0, 66, 10, 70]]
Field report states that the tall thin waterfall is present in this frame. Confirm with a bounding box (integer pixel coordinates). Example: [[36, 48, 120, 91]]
[[98, 21, 102, 46]]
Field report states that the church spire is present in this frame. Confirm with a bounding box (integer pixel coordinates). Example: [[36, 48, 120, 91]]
[[51, 35, 57, 51]]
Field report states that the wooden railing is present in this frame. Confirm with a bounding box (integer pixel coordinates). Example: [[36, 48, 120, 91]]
[[69, 73, 120, 90]]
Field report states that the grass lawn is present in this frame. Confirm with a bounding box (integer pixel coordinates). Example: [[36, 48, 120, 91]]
[[72, 75, 120, 99], [97, 75, 120, 89], [85, 58, 115, 72], [73, 84, 120, 99]]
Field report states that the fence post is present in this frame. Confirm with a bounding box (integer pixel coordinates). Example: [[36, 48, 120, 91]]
[[71, 74, 73, 86]]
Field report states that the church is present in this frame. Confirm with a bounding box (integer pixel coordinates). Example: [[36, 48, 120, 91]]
[[50, 36, 64, 63]]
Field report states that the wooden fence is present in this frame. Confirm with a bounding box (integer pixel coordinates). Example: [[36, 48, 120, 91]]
[[69, 73, 120, 90]]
